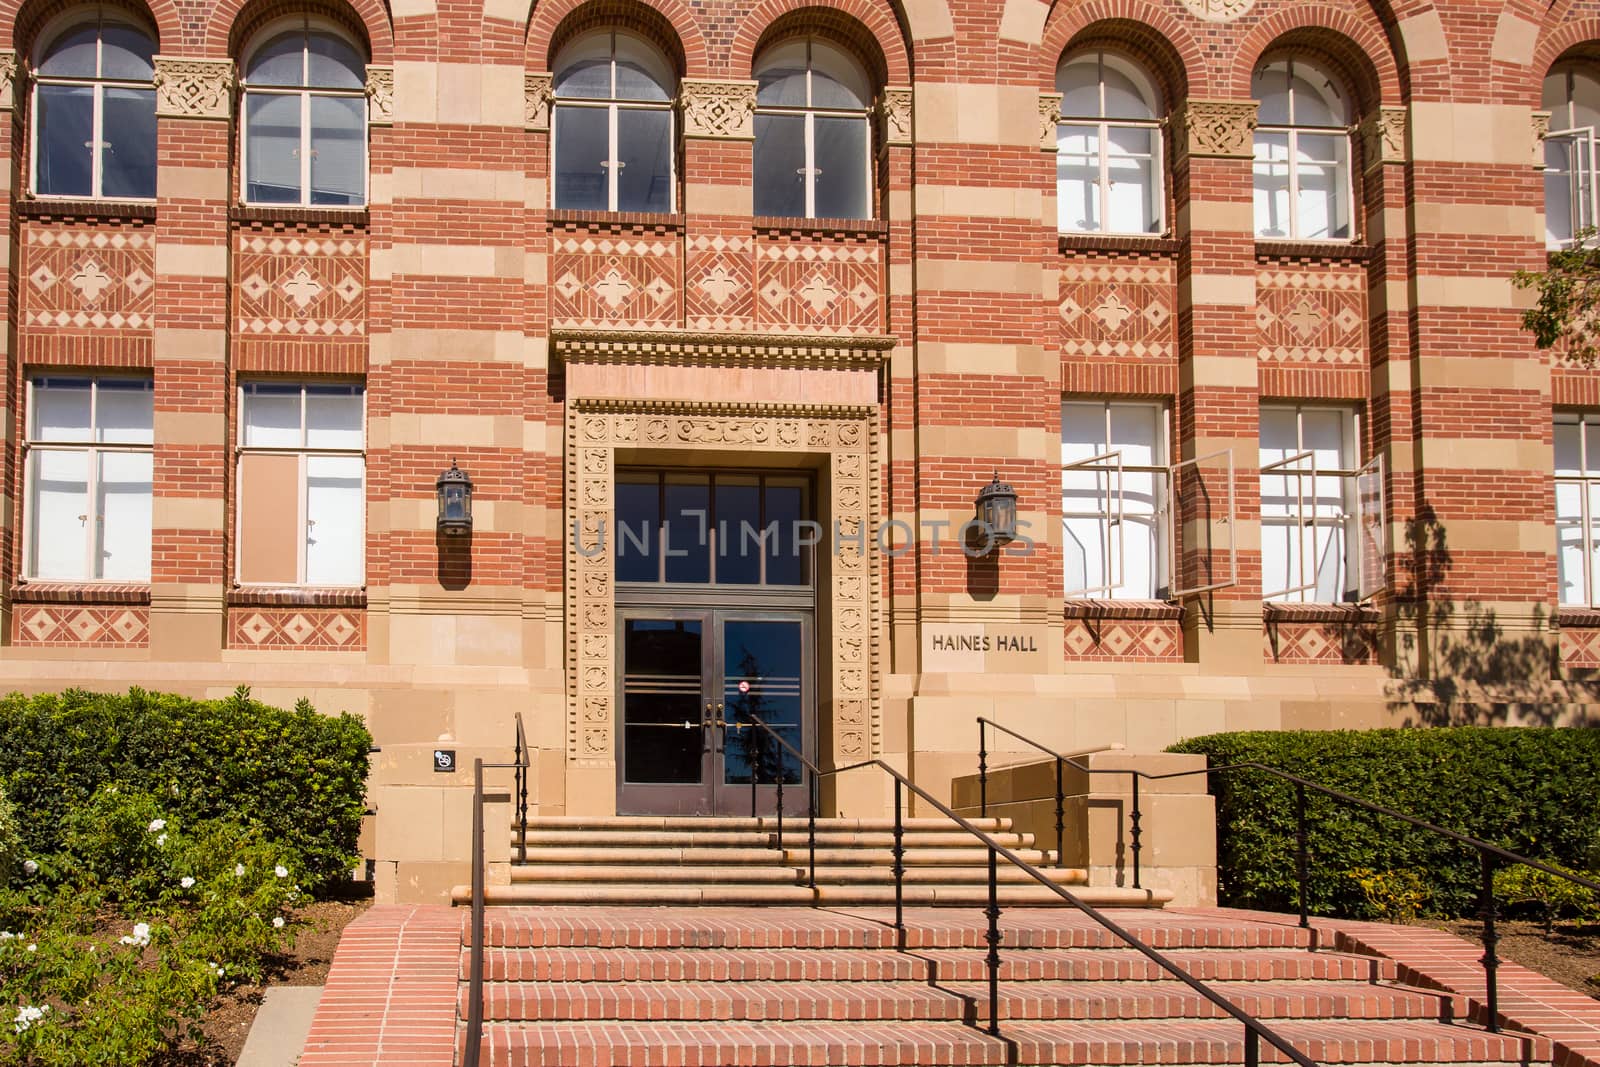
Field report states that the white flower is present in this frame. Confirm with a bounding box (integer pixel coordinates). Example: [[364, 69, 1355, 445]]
[[180, 877, 195, 889], [13, 1004, 48, 1034], [0, 931, 15, 941], [274, 865, 288, 879], [147, 819, 166, 833], [213, 963, 226, 978], [24, 945, 35, 953], [156, 834, 167, 847], [20, 860, 37, 876], [272, 917, 285, 929], [234, 864, 246, 877], [118, 922, 151, 948]]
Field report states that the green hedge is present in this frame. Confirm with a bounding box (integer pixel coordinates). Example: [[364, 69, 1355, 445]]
[[1168, 728, 1600, 919], [0, 687, 371, 892]]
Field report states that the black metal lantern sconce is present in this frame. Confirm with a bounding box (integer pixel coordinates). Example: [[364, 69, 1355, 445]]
[[436, 458, 474, 537], [974, 471, 1018, 549]]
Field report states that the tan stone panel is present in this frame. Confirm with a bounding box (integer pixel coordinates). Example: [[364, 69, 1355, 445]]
[[394, 61, 439, 124], [156, 243, 226, 278], [390, 329, 527, 363], [1414, 274, 1535, 309], [914, 84, 1040, 147], [684, 182, 753, 215], [918, 342, 1051, 376], [390, 244, 519, 279], [147, 608, 224, 661], [1415, 519, 1558, 553], [153, 496, 223, 530], [391, 167, 524, 202], [902, 0, 954, 40], [387, 413, 522, 448], [1124, 699, 1178, 753], [159, 165, 229, 200], [1417, 354, 1550, 391], [916, 258, 1042, 294], [914, 184, 1043, 220], [1397, 11, 1449, 61], [998, 0, 1047, 43], [1410, 103, 1535, 166], [564, 362, 879, 408], [1412, 201, 1540, 237], [1178, 199, 1254, 233], [154, 410, 224, 446], [1491, 9, 1539, 65], [1182, 273, 1255, 307], [1185, 354, 1259, 388], [525, 177, 548, 209], [1421, 438, 1549, 472]]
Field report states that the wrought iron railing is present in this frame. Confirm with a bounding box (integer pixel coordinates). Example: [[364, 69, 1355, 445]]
[[742, 712, 1317, 1065], [974, 716, 1600, 1035], [462, 711, 528, 1067]]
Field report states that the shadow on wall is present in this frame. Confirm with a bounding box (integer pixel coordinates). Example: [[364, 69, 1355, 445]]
[[437, 534, 472, 591]]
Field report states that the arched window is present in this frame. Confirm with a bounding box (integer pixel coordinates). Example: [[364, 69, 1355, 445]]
[[1056, 50, 1162, 234], [753, 37, 872, 219], [33, 10, 156, 199], [1252, 57, 1352, 241], [241, 18, 367, 207], [552, 30, 674, 213], [1543, 66, 1600, 248]]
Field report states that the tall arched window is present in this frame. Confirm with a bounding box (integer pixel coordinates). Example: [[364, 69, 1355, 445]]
[[753, 38, 872, 219], [241, 18, 367, 207], [1252, 57, 1352, 241], [1056, 50, 1162, 234], [1543, 66, 1600, 248], [552, 31, 674, 213], [33, 10, 157, 199]]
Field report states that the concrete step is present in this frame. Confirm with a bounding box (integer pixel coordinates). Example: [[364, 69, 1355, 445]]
[[517, 816, 1015, 833], [458, 883, 1170, 908], [506, 845, 1060, 867], [510, 829, 1039, 850], [506, 863, 1087, 886]]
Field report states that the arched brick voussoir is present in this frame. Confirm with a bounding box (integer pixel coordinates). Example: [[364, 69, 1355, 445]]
[[207, 0, 393, 62], [7, 0, 177, 58], [526, 0, 706, 77], [1227, 5, 1403, 111], [1534, 18, 1600, 87], [1039, 2, 1203, 99], [731, 0, 910, 86]]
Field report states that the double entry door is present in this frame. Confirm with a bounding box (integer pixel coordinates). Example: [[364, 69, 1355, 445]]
[[618, 608, 811, 816]]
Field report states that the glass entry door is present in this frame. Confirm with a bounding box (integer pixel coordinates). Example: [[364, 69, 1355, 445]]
[[618, 610, 810, 816]]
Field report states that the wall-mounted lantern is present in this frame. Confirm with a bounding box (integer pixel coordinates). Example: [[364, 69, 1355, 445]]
[[974, 471, 1018, 547], [436, 458, 474, 537]]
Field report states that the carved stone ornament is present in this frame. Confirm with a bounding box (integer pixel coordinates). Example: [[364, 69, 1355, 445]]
[[1533, 109, 1552, 169], [152, 57, 235, 120], [1039, 92, 1063, 151], [0, 52, 17, 112], [365, 65, 393, 126], [526, 72, 553, 132], [1177, 99, 1258, 160], [1358, 106, 1406, 170], [879, 87, 912, 146], [681, 79, 757, 139], [1181, 0, 1256, 21]]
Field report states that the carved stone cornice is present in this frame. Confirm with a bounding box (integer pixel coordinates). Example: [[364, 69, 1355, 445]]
[[1039, 92, 1063, 151], [152, 56, 234, 120], [879, 87, 912, 146], [553, 328, 896, 366], [365, 65, 393, 125], [1533, 109, 1552, 169], [1359, 106, 1406, 171], [681, 79, 757, 139], [1181, 0, 1256, 20], [1175, 98, 1258, 160], [0, 52, 17, 111], [525, 72, 552, 131]]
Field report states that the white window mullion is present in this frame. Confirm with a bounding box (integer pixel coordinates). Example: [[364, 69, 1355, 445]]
[[301, 91, 312, 207], [608, 103, 619, 211], [1585, 420, 1595, 606], [90, 85, 103, 198], [1098, 121, 1110, 234], [804, 111, 816, 218]]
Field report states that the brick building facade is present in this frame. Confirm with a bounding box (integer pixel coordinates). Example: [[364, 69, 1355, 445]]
[[0, 0, 1592, 902]]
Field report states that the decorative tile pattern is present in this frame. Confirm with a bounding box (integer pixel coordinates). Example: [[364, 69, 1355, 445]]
[[685, 235, 754, 331], [1255, 268, 1366, 364], [1059, 262, 1176, 360], [1263, 619, 1377, 664], [754, 236, 881, 336], [228, 608, 365, 650], [551, 236, 679, 329], [1561, 625, 1600, 669], [22, 225, 155, 329], [235, 233, 367, 336], [14, 605, 149, 646], [1064, 618, 1182, 661]]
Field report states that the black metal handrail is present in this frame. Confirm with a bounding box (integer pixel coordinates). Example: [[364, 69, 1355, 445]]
[[462, 712, 529, 1067], [976, 717, 1600, 1035], [743, 712, 1317, 1066]]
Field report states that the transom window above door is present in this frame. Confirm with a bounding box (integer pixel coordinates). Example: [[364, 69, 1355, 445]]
[[552, 30, 675, 213], [614, 471, 812, 586]]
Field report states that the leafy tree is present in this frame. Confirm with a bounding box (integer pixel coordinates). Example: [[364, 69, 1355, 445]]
[[1516, 228, 1600, 365]]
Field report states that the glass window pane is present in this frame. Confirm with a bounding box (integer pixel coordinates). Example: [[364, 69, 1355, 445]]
[[96, 380, 153, 444], [1062, 514, 1098, 595], [756, 41, 808, 106], [1585, 417, 1600, 474], [101, 88, 157, 198], [1109, 403, 1161, 465], [615, 106, 672, 213], [664, 476, 710, 583], [305, 455, 364, 584], [554, 59, 612, 100], [1253, 132, 1291, 238], [1105, 150, 1156, 233], [1057, 125, 1100, 232], [1262, 517, 1296, 600], [808, 41, 869, 110], [1100, 63, 1155, 121], [1295, 160, 1344, 240], [1557, 419, 1583, 477], [1544, 71, 1569, 114], [310, 94, 366, 206], [1575, 71, 1600, 131], [247, 31, 306, 87], [35, 84, 94, 197], [245, 92, 303, 203], [612, 35, 671, 102], [1589, 484, 1600, 605], [32, 378, 93, 442], [754, 112, 806, 217], [1289, 69, 1341, 126], [1056, 57, 1100, 117], [615, 474, 660, 582], [1300, 408, 1346, 469], [813, 115, 869, 219], [307, 31, 364, 90], [242, 384, 303, 447], [1122, 508, 1159, 598], [1252, 61, 1291, 125], [100, 23, 155, 80], [97, 450, 151, 581], [714, 476, 762, 584], [1558, 518, 1586, 605], [622, 619, 704, 784], [1259, 407, 1299, 460], [765, 480, 807, 586], [721, 620, 804, 786], [1556, 479, 1584, 522], [30, 449, 90, 579], [1061, 402, 1106, 464], [305, 386, 363, 449], [1547, 140, 1576, 246], [553, 105, 610, 210], [38, 24, 99, 77]]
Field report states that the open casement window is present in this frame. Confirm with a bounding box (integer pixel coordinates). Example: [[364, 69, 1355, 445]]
[[1555, 412, 1600, 607], [237, 382, 365, 587], [1544, 67, 1600, 248], [1168, 448, 1239, 598], [1061, 401, 1169, 598], [1056, 50, 1164, 236], [753, 38, 873, 220], [1251, 58, 1353, 242], [26, 376, 153, 581], [552, 30, 675, 213], [32, 10, 157, 199]]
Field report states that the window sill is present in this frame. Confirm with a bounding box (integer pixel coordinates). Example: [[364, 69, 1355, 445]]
[[1059, 233, 1181, 255], [11, 582, 151, 605], [230, 204, 370, 227], [753, 216, 888, 239], [548, 210, 683, 231], [1063, 599, 1182, 621], [1263, 602, 1379, 624], [1255, 240, 1371, 264], [16, 198, 157, 222], [1557, 607, 1600, 627], [228, 587, 366, 608]]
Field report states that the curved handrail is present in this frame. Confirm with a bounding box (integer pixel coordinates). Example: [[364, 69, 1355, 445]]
[[744, 712, 1318, 1067]]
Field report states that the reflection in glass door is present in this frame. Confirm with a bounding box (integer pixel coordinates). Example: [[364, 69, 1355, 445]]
[[618, 617, 709, 814], [720, 619, 805, 797]]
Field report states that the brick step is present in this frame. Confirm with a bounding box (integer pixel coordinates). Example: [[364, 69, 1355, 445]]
[[517, 816, 1015, 833], [465, 945, 1398, 984], [465, 908, 1316, 950], [461, 883, 1166, 908], [511, 829, 1039, 850], [507, 845, 1060, 866], [463, 979, 1452, 1024], [464, 1018, 1543, 1067], [507, 863, 1088, 886]]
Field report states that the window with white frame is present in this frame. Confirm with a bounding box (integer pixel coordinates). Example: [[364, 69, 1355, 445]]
[[753, 37, 872, 220], [1056, 51, 1163, 235], [552, 30, 674, 213], [26, 376, 153, 582], [1542, 67, 1600, 248], [1252, 58, 1352, 241], [1061, 400, 1169, 599], [32, 10, 157, 199], [241, 18, 367, 207], [1555, 412, 1600, 606], [237, 382, 365, 586]]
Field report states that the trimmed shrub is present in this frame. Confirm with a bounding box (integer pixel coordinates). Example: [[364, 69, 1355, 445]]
[[0, 784, 19, 886], [1168, 728, 1600, 919], [0, 686, 371, 891]]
